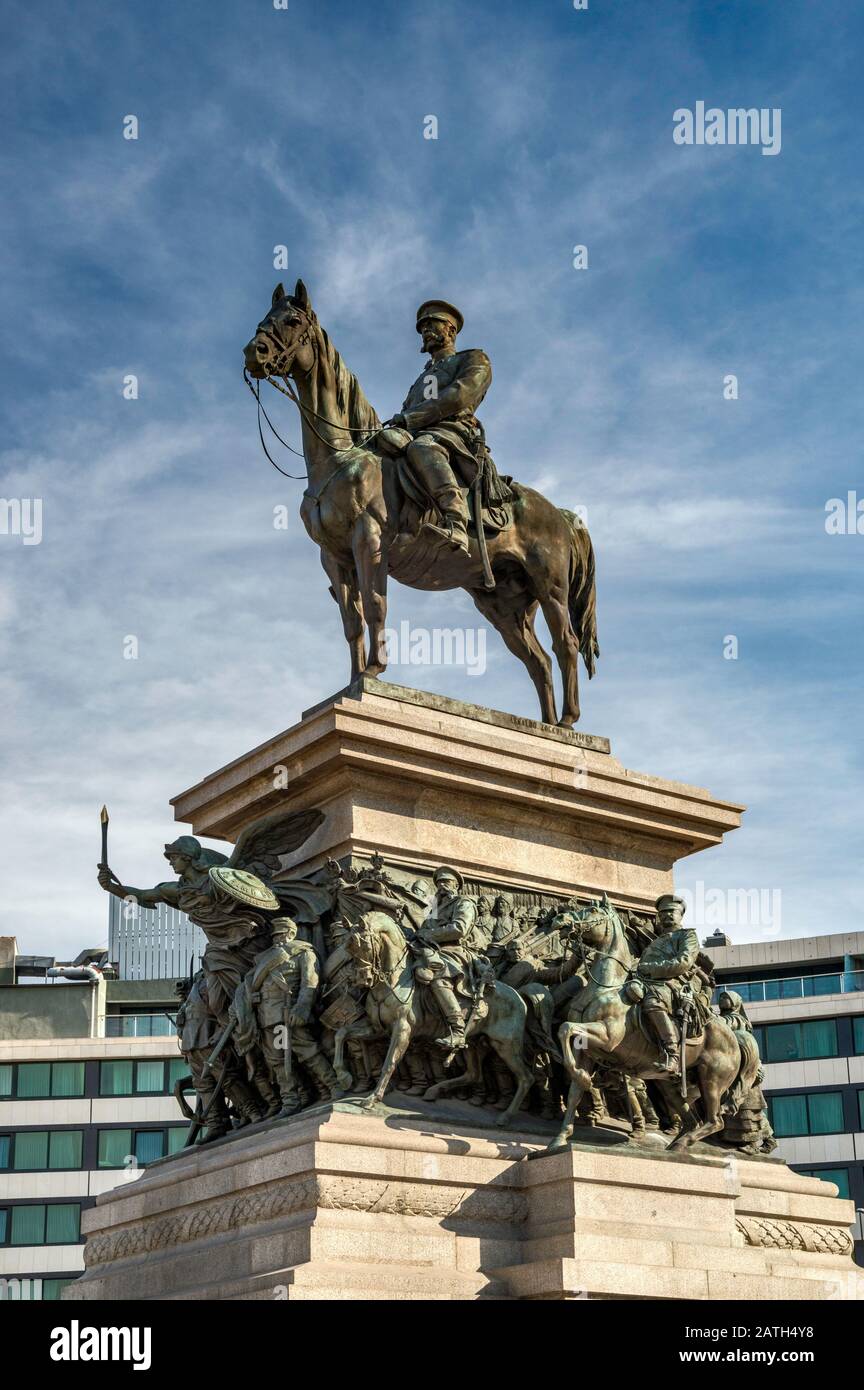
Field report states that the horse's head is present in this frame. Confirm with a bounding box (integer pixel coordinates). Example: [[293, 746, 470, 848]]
[[243, 278, 316, 379], [345, 917, 374, 987], [552, 895, 627, 955], [343, 911, 404, 989]]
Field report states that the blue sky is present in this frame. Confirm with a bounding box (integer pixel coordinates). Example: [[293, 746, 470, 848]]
[[1, 0, 862, 957]]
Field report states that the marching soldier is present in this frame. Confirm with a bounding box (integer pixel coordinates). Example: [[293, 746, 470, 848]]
[[175, 972, 262, 1141], [245, 917, 345, 1117]]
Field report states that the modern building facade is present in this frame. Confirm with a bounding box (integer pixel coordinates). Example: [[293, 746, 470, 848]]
[[0, 935, 188, 1301], [709, 929, 864, 1267]]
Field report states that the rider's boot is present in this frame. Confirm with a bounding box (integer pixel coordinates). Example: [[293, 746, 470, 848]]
[[429, 979, 467, 1051], [405, 439, 471, 554], [431, 485, 470, 554], [645, 1007, 682, 1075]]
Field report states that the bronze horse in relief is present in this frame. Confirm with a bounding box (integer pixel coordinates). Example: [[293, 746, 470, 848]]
[[243, 280, 599, 726]]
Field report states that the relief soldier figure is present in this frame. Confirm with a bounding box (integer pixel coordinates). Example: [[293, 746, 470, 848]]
[[243, 917, 345, 1116], [175, 971, 262, 1142], [637, 894, 713, 1075], [716, 990, 777, 1155], [107, 823, 774, 1154], [96, 809, 326, 1024], [411, 866, 489, 1052]]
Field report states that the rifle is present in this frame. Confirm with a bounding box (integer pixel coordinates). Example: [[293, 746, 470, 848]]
[[281, 1003, 293, 1093], [182, 1060, 230, 1148], [207, 1017, 237, 1072]]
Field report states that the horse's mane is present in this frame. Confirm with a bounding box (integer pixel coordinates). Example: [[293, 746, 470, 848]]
[[313, 315, 380, 432]]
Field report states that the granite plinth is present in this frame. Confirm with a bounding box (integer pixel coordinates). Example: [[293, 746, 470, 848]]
[[65, 1100, 861, 1302], [170, 680, 743, 912]]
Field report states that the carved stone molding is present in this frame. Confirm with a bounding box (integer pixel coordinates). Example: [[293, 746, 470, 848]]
[[84, 1173, 527, 1269], [736, 1215, 853, 1255]]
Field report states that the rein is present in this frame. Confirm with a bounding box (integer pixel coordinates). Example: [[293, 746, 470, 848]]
[[245, 313, 382, 485], [355, 923, 411, 1008], [567, 915, 634, 989]]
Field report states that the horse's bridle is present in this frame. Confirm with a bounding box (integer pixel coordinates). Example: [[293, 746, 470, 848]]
[[244, 307, 383, 481], [563, 909, 634, 988], [350, 920, 410, 1007]]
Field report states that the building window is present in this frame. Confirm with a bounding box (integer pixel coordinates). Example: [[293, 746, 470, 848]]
[[168, 1126, 187, 1155], [858, 1091, 864, 1130], [4, 1130, 83, 1172], [135, 1061, 165, 1094], [854, 1018, 864, 1055], [3, 1062, 85, 1100], [6, 1203, 81, 1246], [761, 1019, 839, 1063], [98, 1129, 133, 1168], [105, 1013, 175, 1038], [99, 1059, 183, 1097], [97, 1126, 189, 1169], [99, 1061, 133, 1096], [43, 1277, 77, 1300], [0, 1210, 6, 1242], [770, 1091, 845, 1137], [0, 1135, 9, 1169], [167, 1059, 188, 1090], [796, 1167, 851, 1200], [0, 1276, 77, 1301]]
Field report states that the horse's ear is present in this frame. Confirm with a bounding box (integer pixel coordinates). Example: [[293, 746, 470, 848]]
[[294, 278, 311, 311], [272, 282, 285, 308]]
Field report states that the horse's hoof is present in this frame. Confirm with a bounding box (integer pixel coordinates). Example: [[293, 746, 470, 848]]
[[495, 1112, 512, 1128], [335, 1071, 353, 1092], [422, 1085, 441, 1102]]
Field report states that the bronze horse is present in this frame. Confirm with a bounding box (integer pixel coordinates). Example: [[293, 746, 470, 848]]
[[545, 901, 760, 1153], [336, 910, 536, 1126], [243, 280, 598, 726]]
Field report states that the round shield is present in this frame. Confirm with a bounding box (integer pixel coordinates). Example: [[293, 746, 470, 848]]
[[208, 866, 280, 911]]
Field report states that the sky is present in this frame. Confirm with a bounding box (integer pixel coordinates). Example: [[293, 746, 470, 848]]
[[1, 0, 862, 960]]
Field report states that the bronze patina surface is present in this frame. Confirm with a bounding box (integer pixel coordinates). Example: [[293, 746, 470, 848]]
[[243, 282, 598, 727]]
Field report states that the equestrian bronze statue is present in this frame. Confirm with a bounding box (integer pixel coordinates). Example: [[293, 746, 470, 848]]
[[243, 280, 598, 726]]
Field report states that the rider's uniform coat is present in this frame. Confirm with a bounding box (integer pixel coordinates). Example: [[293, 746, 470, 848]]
[[417, 893, 480, 988], [637, 926, 701, 1011], [400, 349, 492, 480]]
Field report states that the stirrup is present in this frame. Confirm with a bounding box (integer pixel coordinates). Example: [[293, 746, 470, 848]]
[[427, 519, 469, 553]]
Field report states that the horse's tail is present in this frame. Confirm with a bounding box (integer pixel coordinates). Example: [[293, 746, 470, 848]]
[[520, 983, 563, 1063], [561, 508, 599, 678]]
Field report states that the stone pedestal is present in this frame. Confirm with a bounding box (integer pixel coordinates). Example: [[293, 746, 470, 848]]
[[66, 1103, 861, 1301], [170, 679, 743, 912], [69, 684, 859, 1302]]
